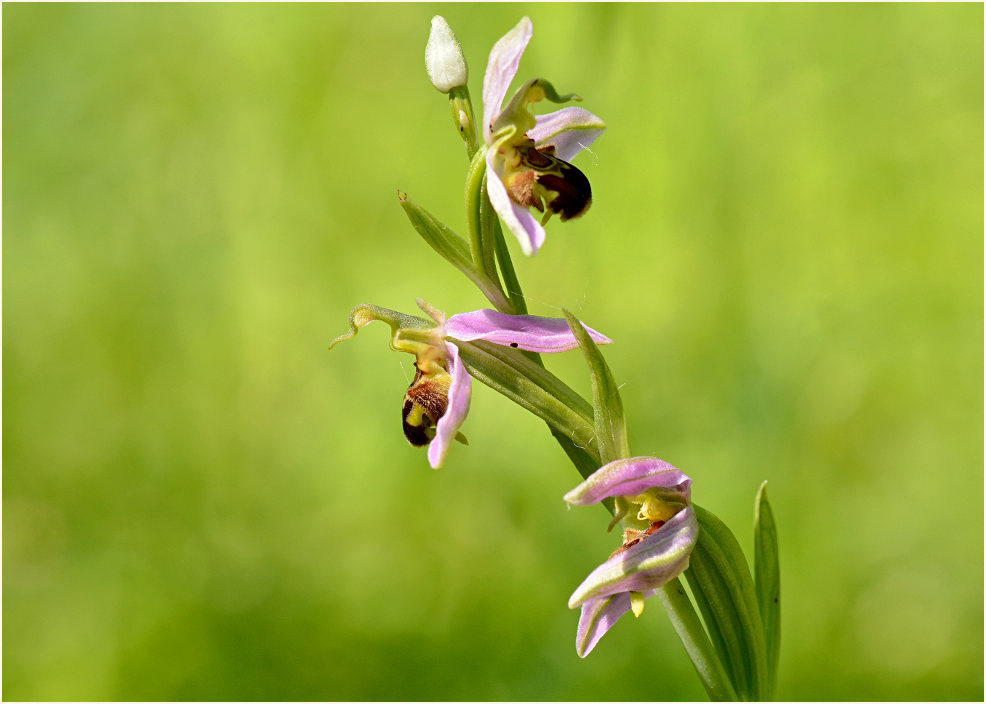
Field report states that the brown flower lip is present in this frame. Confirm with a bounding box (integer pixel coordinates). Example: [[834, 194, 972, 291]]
[[401, 369, 449, 447], [506, 142, 592, 222]]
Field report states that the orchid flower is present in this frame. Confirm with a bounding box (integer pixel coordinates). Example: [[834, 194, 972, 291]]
[[482, 17, 606, 256], [564, 457, 699, 657], [330, 302, 612, 469]]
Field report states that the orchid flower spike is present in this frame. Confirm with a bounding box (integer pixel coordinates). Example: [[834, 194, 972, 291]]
[[330, 302, 612, 469], [564, 457, 699, 657], [482, 17, 606, 256]]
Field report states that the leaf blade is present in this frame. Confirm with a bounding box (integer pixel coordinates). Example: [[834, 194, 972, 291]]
[[687, 505, 769, 701], [755, 481, 781, 698], [562, 308, 627, 464]]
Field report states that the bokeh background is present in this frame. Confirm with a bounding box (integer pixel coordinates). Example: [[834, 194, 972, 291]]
[[4, 3, 982, 701]]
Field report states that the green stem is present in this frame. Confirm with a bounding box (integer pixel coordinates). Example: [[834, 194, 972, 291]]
[[492, 218, 529, 315], [659, 578, 740, 702], [448, 85, 479, 158], [465, 146, 502, 289]]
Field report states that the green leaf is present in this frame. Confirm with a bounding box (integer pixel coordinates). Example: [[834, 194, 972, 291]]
[[684, 506, 769, 701], [684, 556, 741, 694], [562, 309, 628, 464], [754, 481, 780, 698]]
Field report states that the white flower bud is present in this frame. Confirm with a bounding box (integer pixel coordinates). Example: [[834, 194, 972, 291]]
[[425, 16, 467, 93]]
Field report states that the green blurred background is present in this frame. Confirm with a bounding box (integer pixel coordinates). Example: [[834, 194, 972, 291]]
[[3, 3, 982, 700]]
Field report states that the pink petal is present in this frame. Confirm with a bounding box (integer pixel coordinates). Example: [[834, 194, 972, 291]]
[[576, 593, 632, 658], [575, 589, 657, 658], [529, 107, 606, 162], [568, 507, 698, 607], [482, 17, 532, 143], [444, 309, 612, 353], [485, 148, 545, 256], [564, 457, 691, 507], [427, 342, 472, 469]]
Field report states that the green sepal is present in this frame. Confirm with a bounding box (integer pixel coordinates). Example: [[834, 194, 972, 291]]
[[684, 506, 769, 701], [328, 303, 432, 352], [454, 339, 599, 465], [562, 309, 628, 464], [492, 78, 581, 138], [754, 481, 780, 698]]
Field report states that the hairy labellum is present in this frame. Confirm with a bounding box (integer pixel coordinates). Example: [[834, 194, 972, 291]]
[[505, 142, 592, 222], [402, 367, 451, 446]]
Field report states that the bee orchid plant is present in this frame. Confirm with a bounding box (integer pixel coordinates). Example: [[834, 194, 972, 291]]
[[331, 16, 781, 701]]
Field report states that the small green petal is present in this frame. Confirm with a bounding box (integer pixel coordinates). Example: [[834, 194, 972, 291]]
[[492, 78, 581, 137]]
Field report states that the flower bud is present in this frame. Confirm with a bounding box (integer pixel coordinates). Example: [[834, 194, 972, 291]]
[[425, 16, 468, 93]]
